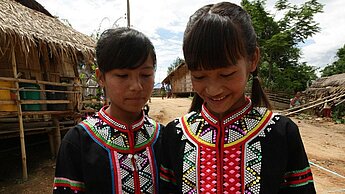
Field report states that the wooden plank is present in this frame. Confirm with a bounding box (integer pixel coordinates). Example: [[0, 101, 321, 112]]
[[0, 77, 81, 87], [22, 110, 74, 115], [285, 93, 339, 112], [19, 88, 80, 94], [82, 100, 102, 104], [0, 100, 16, 105], [285, 93, 345, 116], [0, 110, 74, 116], [19, 100, 71, 104]]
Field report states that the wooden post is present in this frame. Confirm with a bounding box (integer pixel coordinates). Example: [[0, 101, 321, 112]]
[[127, 0, 130, 27], [52, 117, 61, 156], [285, 93, 345, 116], [47, 131, 56, 158], [12, 49, 28, 181]]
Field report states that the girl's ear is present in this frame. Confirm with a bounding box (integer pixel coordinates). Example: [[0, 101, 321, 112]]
[[96, 68, 105, 87], [249, 47, 260, 72]]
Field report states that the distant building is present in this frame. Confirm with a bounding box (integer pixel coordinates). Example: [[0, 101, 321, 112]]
[[162, 63, 194, 97]]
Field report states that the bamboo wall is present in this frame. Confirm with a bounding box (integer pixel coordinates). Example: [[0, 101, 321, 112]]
[[167, 64, 193, 94], [0, 39, 99, 181]]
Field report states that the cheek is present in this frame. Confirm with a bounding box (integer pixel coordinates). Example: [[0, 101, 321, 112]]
[[191, 81, 205, 94], [143, 78, 155, 89], [104, 79, 124, 93]]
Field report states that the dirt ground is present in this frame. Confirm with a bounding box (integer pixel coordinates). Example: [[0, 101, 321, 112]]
[[0, 97, 344, 193]]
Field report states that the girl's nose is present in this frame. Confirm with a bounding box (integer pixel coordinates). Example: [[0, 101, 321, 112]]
[[205, 82, 223, 96], [129, 78, 143, 91]]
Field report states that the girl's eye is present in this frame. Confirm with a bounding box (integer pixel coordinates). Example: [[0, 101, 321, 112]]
[[142, 74, 153, 77], [192, 75, 205, 80], [116, 74, 128, 78], [221, 72, 235, 77]]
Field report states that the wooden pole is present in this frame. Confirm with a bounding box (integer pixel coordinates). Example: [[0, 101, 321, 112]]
[[127, 0, 130, 27], [11, 49, 28, 181], [47, 131, 56, 158], [285, 93, 345, 116], [52, 117, 61, 156]]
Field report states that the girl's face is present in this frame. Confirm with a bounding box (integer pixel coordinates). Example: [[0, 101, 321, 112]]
[[97, 56, 155, 123], [191, 56, 257, 118]]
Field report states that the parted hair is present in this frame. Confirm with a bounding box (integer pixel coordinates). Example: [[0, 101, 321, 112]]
[[96, 27, 156, 73], [183, 2, 271, 112]]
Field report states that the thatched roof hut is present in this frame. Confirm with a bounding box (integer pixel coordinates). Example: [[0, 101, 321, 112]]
[[305, 73, 345, 100], [0, 0, 97, 180], [162, 63, 194, 97], [15, 0, 53, 17], [283, 73, 345, 117], [0, 0, 95, 82]]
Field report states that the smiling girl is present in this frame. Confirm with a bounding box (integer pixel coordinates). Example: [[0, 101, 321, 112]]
[[159, 2, 316, 193]]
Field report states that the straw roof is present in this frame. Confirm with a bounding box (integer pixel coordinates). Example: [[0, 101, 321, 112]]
[[304, 73, 345, 102], [309, 73, 345, 88], [15, 0, 53, 17], [162, 62, 186, 84], [0, 0, 95, 65]]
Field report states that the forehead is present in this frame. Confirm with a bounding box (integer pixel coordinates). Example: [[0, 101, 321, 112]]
[[190, 60, 246, 74], [135, 56, 155, 69], [117, 55, 155, 71]]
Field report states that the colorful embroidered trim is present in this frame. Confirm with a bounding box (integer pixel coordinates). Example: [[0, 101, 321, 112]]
[[80, 116, 158, 152], [281, 167, 314, 187], [160, 165, 177, 185], [53, 177, 85, 191]]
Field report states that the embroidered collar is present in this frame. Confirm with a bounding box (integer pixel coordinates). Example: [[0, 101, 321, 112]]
[[80, 106, 159, 152], [98, 106, 145, 131], [201, 97, 252, 126], [182, 104, 273, 147]]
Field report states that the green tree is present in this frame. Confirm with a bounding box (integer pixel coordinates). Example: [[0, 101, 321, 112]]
[[242, 0, 323, 93], [321, 44, 345, 77], [167, 57, 185, 74]]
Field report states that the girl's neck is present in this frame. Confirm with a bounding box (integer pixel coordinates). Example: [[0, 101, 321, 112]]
[[105, 106, 142, 125], [209, 96, 247, 120]]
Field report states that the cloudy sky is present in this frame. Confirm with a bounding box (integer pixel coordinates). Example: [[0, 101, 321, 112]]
[[36, 0, 345, 83]]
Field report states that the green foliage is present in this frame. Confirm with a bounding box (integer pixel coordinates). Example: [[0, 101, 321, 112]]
[[276, 0, 323, 44], [321, 44, 345, 77], [332, 103, 345, 124], [167, 57, 185, 74], [260, 61, 317, 93], [242, 0, 323, 94]]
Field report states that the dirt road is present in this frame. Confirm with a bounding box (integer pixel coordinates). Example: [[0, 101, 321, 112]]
[[1, 97, 344, 193]]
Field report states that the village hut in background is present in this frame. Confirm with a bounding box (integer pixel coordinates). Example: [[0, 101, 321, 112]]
[[0, 0, 97, 180], [305, 73, 345, 100], [162, 62, 194, 97], [304, 73, 345, 113], [284, 73, 345, 116]]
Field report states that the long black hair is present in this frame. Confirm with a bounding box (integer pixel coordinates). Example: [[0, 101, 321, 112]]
[[96, 27, 156, 73], [184, 2, 271, 112]]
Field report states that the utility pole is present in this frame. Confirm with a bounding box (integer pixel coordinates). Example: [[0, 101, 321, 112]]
[[127, 0, 130, 27]]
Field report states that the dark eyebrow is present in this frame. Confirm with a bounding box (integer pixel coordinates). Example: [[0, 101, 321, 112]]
[[138, 65, 155, 70]]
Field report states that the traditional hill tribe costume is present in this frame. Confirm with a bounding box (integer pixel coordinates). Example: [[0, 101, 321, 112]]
[[160, 98, 315, 193], [53, 106, 161, 194]]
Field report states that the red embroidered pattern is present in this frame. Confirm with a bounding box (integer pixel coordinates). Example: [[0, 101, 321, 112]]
[[222, 147, 242, 193], [199, 146, 217, 192]]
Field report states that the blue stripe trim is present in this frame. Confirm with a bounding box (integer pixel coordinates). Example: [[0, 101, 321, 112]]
[[150, 121, 160, 193], [79, 122, 116, 194]]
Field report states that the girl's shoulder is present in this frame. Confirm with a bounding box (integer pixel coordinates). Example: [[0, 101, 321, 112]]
[[166, 111, 198, 126], [162, 111, 197, 136], [264, 112, 302, 139]]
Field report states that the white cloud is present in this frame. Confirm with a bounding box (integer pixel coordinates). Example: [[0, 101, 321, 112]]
[[36, 0, 345, 82], [300, 0, 345, 69]]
